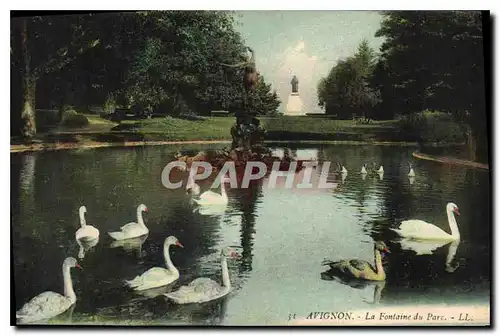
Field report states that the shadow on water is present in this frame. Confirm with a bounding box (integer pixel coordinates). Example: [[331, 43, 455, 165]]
[[11, 144, 490, 324]]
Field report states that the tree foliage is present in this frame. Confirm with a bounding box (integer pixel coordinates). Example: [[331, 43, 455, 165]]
[[317, 39, 380, 119], [373, 11, 487, 160]]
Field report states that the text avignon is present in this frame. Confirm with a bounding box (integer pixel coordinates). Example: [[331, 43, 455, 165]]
[[305, 312, 353, 320]]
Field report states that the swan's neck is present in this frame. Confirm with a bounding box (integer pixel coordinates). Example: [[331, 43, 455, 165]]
[[447, 209, 460, 238], [137, 209, 146, 228], [373, 250, 385, 278], [221, 255, 230, 289], [79, 210, 86, 227], [164, 244, 179, 276], [62, 265, 76, 304]]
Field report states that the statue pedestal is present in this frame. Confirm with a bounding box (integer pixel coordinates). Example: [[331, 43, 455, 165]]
[[285, 93, 305, 116]]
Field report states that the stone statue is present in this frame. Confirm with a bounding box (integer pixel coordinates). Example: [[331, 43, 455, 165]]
[[291, 75, 299, 93]]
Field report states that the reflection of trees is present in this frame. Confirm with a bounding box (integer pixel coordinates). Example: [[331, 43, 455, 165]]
[[19, 152, 37, 194], [230, 179, 263, 275], [11, 154, 23, 223]]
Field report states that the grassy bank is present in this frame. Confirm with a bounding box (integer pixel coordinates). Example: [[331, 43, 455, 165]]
[[11, 113, 466, 152]]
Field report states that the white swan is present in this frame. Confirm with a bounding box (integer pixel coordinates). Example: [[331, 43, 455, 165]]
[[377, 165, 384, 174], [408, 164, 416, 177], [193, 179, 229, 206], [109, 204, 148, 240], [361, 164, 368, 174], [186, 175, 200, 196], [75, 206, 99, 241], [126, 236, 183, 291], [341, 166, 348, 174], [409, 176, 415, 185], [392, 202, 460, 241], [164, 247, 241, 304], [16, 257, 82, 324]]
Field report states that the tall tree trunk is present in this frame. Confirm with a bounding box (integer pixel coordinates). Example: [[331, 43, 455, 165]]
[[19, 18, 36, 138]]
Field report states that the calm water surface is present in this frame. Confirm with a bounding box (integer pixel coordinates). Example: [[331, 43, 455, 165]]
[[11, 144, 490, 325]]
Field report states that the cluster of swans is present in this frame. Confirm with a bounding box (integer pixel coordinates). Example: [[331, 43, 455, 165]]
[[336, 162, 416, 183], [322, 202, 461, 283], [17, 195, 239, 324]]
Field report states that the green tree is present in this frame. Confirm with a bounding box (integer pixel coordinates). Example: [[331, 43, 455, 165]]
[[11, 14, 101, 138], [317, 40, 380, 119], [374, 11, 487, 161]]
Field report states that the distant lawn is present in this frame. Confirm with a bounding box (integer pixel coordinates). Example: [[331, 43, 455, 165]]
[[83, 114, 117, 126], [119, 116, 401, 141], [261, 116, 399, 133], [121, 117, 235, 141], [26, 113, 462, 145]]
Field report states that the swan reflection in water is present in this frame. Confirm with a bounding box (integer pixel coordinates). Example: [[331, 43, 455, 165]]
[[76, 237, 99, 259], [97, 292, 230, 325], [193, 204, 228, 217], [162, 295, 230, 325], [43, 303, 76, 325], [135, 283, 178, 300], [397, 239, 460, 273], [109, 234, 149, 258], [408, 176, 415, 185], [341, 172, 347, 184], [320, 271, 386, 305]]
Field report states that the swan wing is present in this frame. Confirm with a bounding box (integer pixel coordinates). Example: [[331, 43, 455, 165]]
[[16, 292, 71, 323], [164, 277, 224, 303], [138, 267, 173, 282], [120, 222, 139, 232], [127, 268, 178, 291], [194, 191, 224, 205], [76, 226, 99, 241], [349, 260, 374, 272], [396, 220, 450, 239]]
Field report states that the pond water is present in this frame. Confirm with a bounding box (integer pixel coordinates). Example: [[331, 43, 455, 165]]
[[11, 143, 490, 325]]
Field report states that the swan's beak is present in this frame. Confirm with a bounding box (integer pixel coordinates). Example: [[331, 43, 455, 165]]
[[176, 241, 184, 248], [231, 251, 242, 259], [454, 208, 460, 216], [144, 208, 149, 213], [75, 263, 83, 270], [383, 247, 390, 254]]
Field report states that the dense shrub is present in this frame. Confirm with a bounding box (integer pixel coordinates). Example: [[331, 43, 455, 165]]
[[62, 109, 78, 118], [398, 111, 464, 143], [61, 114, 89, 128], [36, 110, 60, 131]]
